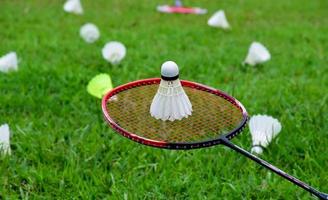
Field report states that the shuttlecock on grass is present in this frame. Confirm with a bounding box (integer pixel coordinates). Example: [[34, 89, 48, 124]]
[[249, 115, 282, 154], [244, 42, 271, 66], [80, 23, 100, 43], [63, 0, 83, 15], [208, 10, 230, 29], [0, 124, 11, 155], [102, 41, 126, 65], [0, 52, 18, 73], [87, 73, 113, 99], [150, 61, 192, 121]]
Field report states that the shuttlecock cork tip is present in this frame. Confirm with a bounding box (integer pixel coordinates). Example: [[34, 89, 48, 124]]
[[161, 61, 179, 80], [251, 146, 263, 154]]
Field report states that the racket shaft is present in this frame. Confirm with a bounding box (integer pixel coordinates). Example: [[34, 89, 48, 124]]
[[219, 136, 327, 199]]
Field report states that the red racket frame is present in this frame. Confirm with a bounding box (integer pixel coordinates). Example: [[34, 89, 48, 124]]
[[102, 78, 248, 149]]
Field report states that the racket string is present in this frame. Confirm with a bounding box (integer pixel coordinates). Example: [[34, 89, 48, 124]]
[[107, 85, 243, 143]]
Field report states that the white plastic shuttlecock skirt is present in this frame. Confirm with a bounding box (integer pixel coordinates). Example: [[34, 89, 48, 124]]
[[63, 0, 83, 15], [102, 41, 126, 65], [0, 52, 18, 73], [207, 10, 230, 29], [249, 115, 282, 154], [244, 42, 271, 66], [0, 124, 11, 155], [80, 23, 100, 43], [150, 79, 192, 121]]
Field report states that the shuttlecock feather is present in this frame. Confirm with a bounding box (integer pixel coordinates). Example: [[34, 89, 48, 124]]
[[63, 0, 83, 15], [80, 23, 100, 43], [0, 52, 18, 73], [249, 115, 282, 154], [150, 61, 192, 121], [208, 10, 230, 29], [244, 42, 271, 66], [102, 41, 126, 65], [0, 124, 11, 155]]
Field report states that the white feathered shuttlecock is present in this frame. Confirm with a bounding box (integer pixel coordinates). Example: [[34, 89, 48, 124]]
[[102, 41, 126, 65], [80, 23, 100, 43], [0, 124, 11, 155], [150, 61, 192, 121], [244, 42, 271, 66], [63, 0, 83, 15], [249, 115, 282, 154], [0, 52, 18, 73], [207, 10, 230, 29]]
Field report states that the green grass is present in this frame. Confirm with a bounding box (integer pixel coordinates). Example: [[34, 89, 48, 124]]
[[1, 0, 328, 199]]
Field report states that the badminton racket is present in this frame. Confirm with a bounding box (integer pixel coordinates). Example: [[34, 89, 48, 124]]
[[102, 78, 327, 199]]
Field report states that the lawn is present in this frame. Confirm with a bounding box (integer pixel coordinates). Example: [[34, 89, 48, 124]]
[[0, 0, 327, 199]]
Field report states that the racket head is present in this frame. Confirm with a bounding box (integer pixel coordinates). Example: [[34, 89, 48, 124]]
[[102, 78, 248, 150]]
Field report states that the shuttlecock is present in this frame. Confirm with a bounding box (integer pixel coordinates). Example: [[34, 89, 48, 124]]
[[150, 61, 192, 121], [102, 41, 126, 65], [208, 10, 230, 29], [244, 42, 271, 66], [63, 0, 83, 15], [249, 115, 282, 154], [0, 52, 18, 73], [87, 73, 113, 99], [80, 23, 100, 43], [0, 124, 11, 155]]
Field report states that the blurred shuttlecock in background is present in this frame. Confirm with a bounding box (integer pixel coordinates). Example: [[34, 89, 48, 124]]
[[0, 124, 11, 155], [249, 115, 282, 154], [150, 61, 192, 121], [102, 41, 126, 65], [87, 73, 113, 99], [80, 23, 100, 43], [63, 0, 83, 15], [208, 10, 230, 29], [0, 52, 18, 73], [244, 42, 271, 66]]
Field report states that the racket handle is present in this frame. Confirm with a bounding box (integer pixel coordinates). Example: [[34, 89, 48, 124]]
[[219, 136, 327, 199], [318, 193, 328, 200]]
